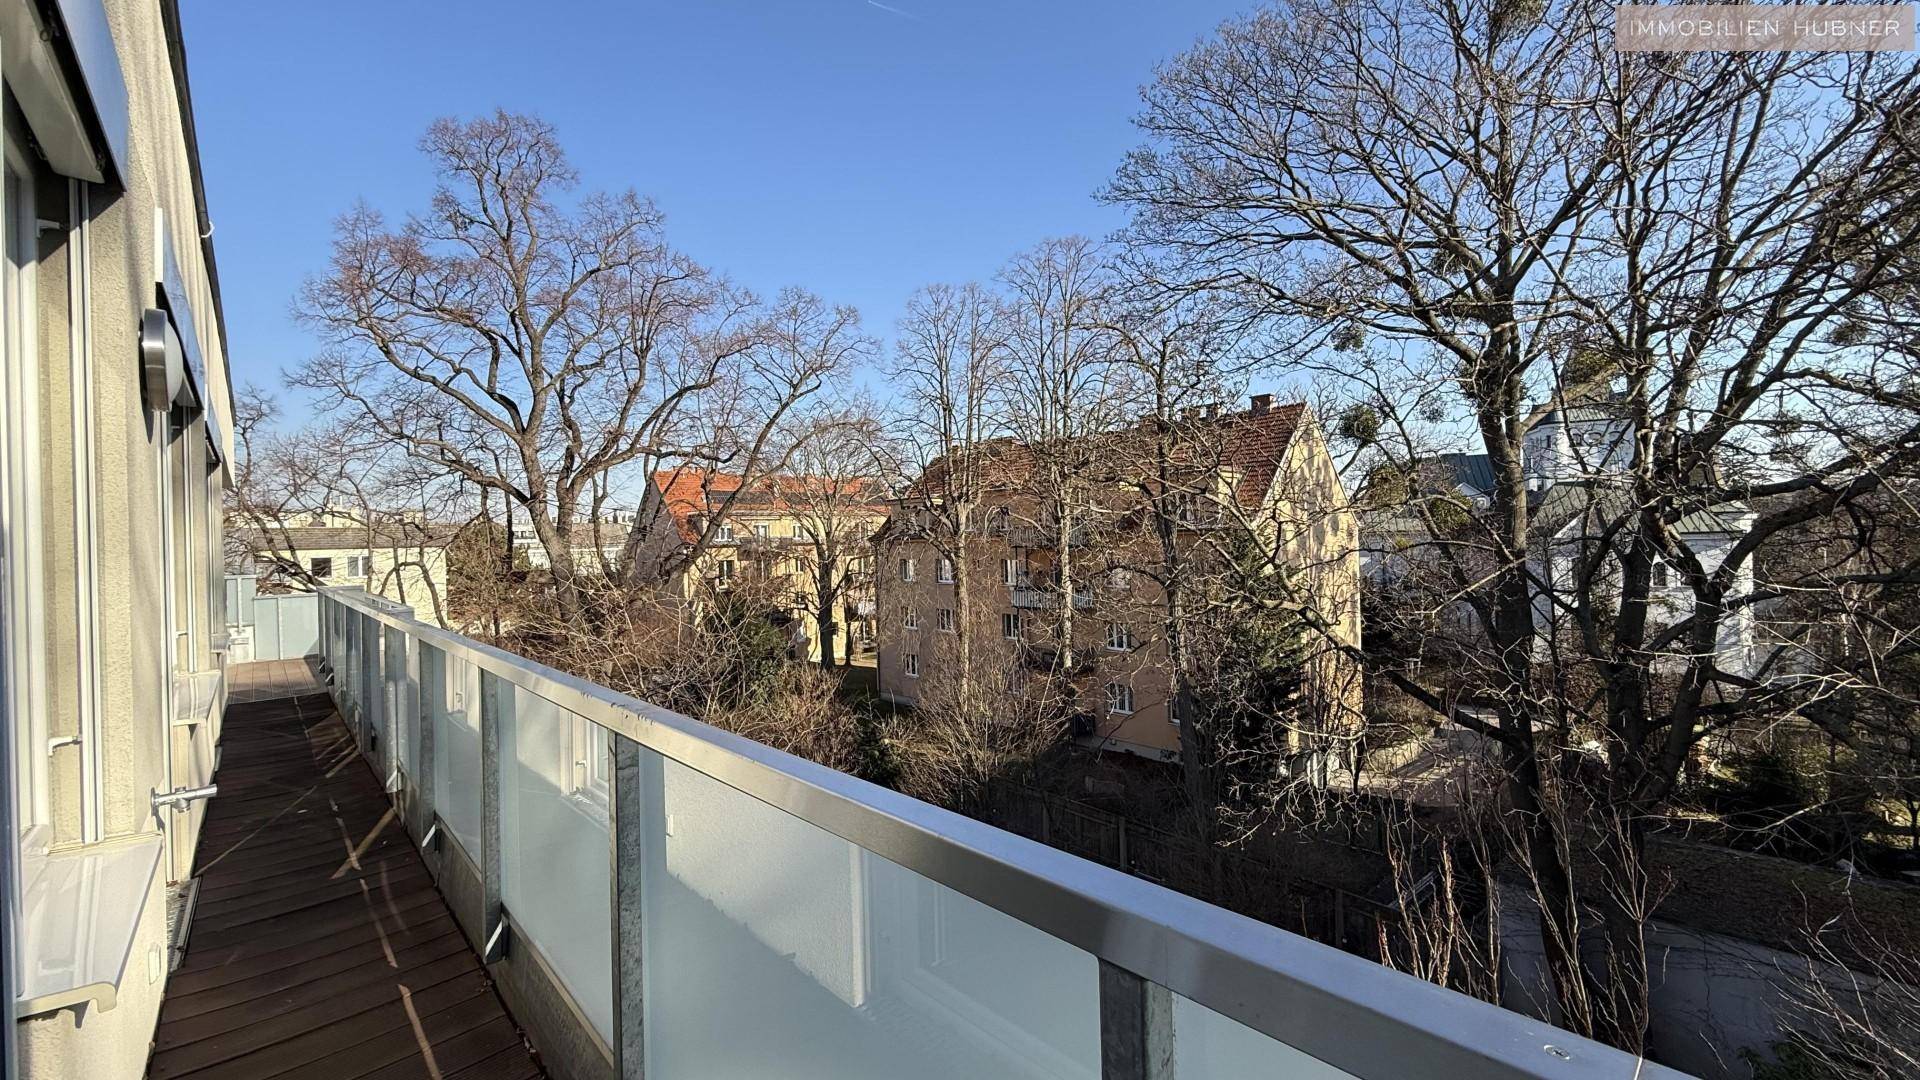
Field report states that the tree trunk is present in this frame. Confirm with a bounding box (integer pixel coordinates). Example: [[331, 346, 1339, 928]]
[[527, 506, 583, 619], [952, 504, 975, 718], [816, 556, 840, 667]]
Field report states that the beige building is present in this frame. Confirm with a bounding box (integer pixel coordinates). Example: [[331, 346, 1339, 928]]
[[3, 2, 234, 1076], [875, 397, 1362, 763], [642, 469, 886, 664], [232, 514, 454, 614]]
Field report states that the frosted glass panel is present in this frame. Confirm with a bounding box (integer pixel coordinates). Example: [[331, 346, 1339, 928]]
[[427, 647, 483, 856], [385, 627, 411, 781], [498, 683, 612, 1041], [639, 749, 1101, 1080], [1172, 994, 1360, 1079]]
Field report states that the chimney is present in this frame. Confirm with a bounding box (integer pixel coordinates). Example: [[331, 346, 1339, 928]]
[[1250, 393, 1273, 415]]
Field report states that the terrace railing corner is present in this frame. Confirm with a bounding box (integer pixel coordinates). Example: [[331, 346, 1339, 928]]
[[313, 586, 1693, 1080]]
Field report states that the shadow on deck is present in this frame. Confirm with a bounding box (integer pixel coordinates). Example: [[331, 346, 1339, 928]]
[[150, 658, 544, 1080]]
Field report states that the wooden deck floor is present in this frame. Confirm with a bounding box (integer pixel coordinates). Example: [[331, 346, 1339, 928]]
[[151, 664, 544, 1080]]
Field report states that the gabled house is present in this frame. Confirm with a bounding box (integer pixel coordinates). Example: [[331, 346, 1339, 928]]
[[231, 509, 455, 610], [875, 395, 1363, 764], [634, 469, 889, 664]]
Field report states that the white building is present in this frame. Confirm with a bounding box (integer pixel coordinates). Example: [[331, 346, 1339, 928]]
[[1362, 392, 1756, 675]]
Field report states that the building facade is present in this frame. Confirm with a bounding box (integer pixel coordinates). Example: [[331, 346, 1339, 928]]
[[231, 512, 454, 614], [1359, 389, 1757, 676], [875, 397, 1363, 764], [3, 2, 234, 1076], [643, 469, 886, 665]]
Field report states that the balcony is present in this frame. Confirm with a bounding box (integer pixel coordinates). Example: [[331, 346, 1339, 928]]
[[157, 584, 1684, 1080], [1005, 523, 1089, 548], [1010, 586, 1093, 611]]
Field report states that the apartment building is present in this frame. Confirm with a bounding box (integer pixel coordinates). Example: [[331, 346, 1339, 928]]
[[642, 468, 886, 664], [876, 396, 1363, 764], [3, 2, 234, 1076], [511, 513, 633, 574], [230, 510, 454, 610]]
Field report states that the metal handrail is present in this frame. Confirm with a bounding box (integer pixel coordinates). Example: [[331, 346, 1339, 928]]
[[318, 586, 1685, 1080]]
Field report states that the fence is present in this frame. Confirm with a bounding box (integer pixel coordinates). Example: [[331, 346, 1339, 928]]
[[224, 574, 320, 662], [983, 782, 1401, 952], [314, 585, 1690, 1080]]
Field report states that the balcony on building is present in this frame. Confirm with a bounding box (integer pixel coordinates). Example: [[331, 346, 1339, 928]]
[[1010, 586, 1094, 611], [133, 585, 1690, 1080]]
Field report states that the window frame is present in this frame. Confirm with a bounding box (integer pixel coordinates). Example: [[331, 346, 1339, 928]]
[[1106, 682, 1135, 716], [1001, 558, 1020, 586], [2, 139, 48, 856], [900, 557, 916, 582], [1106, 622, 1135, 652], [902, 606, 919, 631], [1001, 612, 1022, 640], [310, 556, 334, 579], [936, 607, 955, 633], [903, 652, 920, 678], [565, 713, 610, 810], [936, 556, 953, 584]]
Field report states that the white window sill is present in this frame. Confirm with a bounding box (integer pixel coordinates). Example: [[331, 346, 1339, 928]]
[[171, 668, 225, 728], [14, 834, 164, 1018]]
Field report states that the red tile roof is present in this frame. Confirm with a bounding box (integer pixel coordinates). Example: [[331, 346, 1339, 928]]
[[649, 468, 887, 543], [906, 401, 1307, 509]]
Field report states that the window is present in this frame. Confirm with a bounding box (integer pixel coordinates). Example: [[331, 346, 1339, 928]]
[[1002, 612, 1023, 640], [567, 714, 610, 808], [900, 558, 916, 582], [715, 523, 735, 542], [1106, 622, 1136, 652], [904, 653, 920, 678], [310, 556, 335, 579], [345, 554, 368, 578], [937, 557, 954, 583], [987, 507, 1010, 535], [936, 608, 955, 633], [717, 559, 736, 581], [1002, 559, 1021, 586], [902, 606, 919, 630], [1107, 682, 1135, 715], [754, 523, 769, 539], [792, 523, 806, 540], [1651, 561, 1671, 588]]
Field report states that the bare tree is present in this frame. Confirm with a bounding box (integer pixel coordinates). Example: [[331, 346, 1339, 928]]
[[996, 237, 1133, 717], [227, 386, 457, 625], [779, 402, 890, 667], [296, 112, 851, 620], [1111, 0, 1920, 1051], [889, 282, 1009, 718]]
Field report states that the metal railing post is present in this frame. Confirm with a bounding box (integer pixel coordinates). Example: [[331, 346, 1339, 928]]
[[609, 732, 646, 1077], [344, 608, 359, 736], [363, 612, 381, 758], [1098, 960, 1174, 1080], [479, 667, 507, 962]]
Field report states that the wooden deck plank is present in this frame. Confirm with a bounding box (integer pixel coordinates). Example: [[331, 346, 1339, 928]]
[[152, 672, 542, 1080]]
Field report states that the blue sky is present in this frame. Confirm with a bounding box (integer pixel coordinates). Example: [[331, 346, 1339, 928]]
[[183, 0, 1256, 398]]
